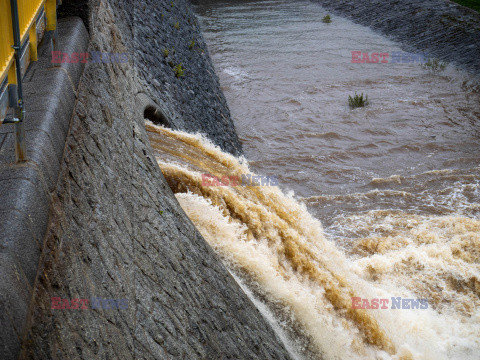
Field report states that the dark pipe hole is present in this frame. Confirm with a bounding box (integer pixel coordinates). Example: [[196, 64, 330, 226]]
[[144, 105, 171, 128], [57, 0, 90, 32]]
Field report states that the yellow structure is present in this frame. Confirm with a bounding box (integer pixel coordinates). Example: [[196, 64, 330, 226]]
[[0, 0, 57, 161], [1, 0, 56, 85]]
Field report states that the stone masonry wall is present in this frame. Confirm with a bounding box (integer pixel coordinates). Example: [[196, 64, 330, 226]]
[[314, 0, 480, 75], [134, 0, 243, 156], [21, 0, 291, 359]]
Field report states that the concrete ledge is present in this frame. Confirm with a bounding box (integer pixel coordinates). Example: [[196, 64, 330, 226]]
[[0, 17, 89, 360]]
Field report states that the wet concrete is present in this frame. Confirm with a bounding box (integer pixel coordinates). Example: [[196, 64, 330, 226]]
[[0, 18, 89, 359]]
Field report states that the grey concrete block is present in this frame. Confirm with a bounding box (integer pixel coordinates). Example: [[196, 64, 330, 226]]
[[22, 69, 77, 113], [23, 83, 74, 137], [0, 253, 32, 360], [0, 167, 49, 235], [25, 130, 62, 189], [0, 129, 62, 174], [0, 112, 67, 164], [56, 17, 90, 87], [0, 207, 42, 285], [25, 110, 70, 151], [26, 17, 89, 91], [0, 133, 15, 164]]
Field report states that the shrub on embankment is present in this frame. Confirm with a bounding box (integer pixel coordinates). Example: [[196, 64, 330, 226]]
[[314, 0, 480, 75]]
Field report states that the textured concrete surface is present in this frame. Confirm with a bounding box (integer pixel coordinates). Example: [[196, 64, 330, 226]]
[[0, 18, 89, 360], [15, 0, 292, 359], [313, 0, 480, 75]]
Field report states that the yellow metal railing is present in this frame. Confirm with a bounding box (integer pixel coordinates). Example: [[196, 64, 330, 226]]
[[0, 0, 57, 85], [1, 0, 57, 162], [0, 0, 15, 85]]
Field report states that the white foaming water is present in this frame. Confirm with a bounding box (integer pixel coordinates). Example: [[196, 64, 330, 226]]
[[147, 123, 480, 360], [228, 270, 304, 360]]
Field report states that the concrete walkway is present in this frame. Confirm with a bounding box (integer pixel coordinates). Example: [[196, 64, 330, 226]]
[[0, 17, 88, 359]]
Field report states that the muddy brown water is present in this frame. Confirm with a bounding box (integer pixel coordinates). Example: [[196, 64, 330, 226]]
[[148, 1, 480, 358]]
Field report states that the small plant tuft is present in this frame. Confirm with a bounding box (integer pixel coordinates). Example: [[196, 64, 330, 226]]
[[322, 15, 332, 23], [422, 58, 447, 74], [163, 49, 169, 58], [348, 92, 369, 108], [189, 40, 195, 50], [174, 64, 185, 78], [174, 21, 180, 30]]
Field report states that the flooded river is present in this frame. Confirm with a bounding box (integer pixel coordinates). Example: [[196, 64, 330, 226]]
[[149, 1, 480, 358]]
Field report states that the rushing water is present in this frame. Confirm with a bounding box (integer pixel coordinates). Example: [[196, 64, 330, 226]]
[[148, 0, 480, 359]]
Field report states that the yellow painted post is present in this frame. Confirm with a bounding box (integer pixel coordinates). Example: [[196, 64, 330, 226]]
[[8, 62, 17, 86], [29, 24, 37, 61], [45, 0, 56, 31], [1, 0, 14, 85]]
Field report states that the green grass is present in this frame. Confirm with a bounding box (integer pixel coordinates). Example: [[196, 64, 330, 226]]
[[322, 15, 332, 23], [422, 58, 447, 74], [348, 93, 369, 108], [174, 64, 185, 78], [451, 0, 480, 12]]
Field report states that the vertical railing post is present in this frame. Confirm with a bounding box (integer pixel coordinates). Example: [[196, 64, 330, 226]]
[[45, 0, 57, 31], [45, 0, 58, 66], [29, 23, 38, 62], [9, 0, 26, 162]]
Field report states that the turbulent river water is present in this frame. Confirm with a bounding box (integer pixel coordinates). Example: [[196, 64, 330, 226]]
[[148, 0, 480, 359]]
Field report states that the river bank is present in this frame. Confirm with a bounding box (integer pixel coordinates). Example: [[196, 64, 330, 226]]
[[314, 0, 480, 77]]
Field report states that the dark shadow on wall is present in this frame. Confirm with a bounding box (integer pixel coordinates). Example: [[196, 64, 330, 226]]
[[57, 0, 90, 31], [144, 105, 171, 128]]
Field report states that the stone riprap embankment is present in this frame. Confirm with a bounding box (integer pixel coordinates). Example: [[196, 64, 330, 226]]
[[314, 0, 480, 75], [14, 0, 292, 359], [135, 0, 243, 156]]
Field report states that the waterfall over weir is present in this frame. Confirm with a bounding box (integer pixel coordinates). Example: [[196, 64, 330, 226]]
[[147, 122, 480, 360]]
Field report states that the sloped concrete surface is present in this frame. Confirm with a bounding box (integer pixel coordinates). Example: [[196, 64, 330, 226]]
[[0, 17, 88, 359]]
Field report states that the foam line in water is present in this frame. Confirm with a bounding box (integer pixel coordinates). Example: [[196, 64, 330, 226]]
[[147, 122, 480, 360]]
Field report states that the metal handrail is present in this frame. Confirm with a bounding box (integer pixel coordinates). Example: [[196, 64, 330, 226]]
[[0, 0, 57, 162], [10, 0, 26, 160]]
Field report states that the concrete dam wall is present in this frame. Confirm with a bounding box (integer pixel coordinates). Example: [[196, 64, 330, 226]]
[[1, 0, 292, 358]]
